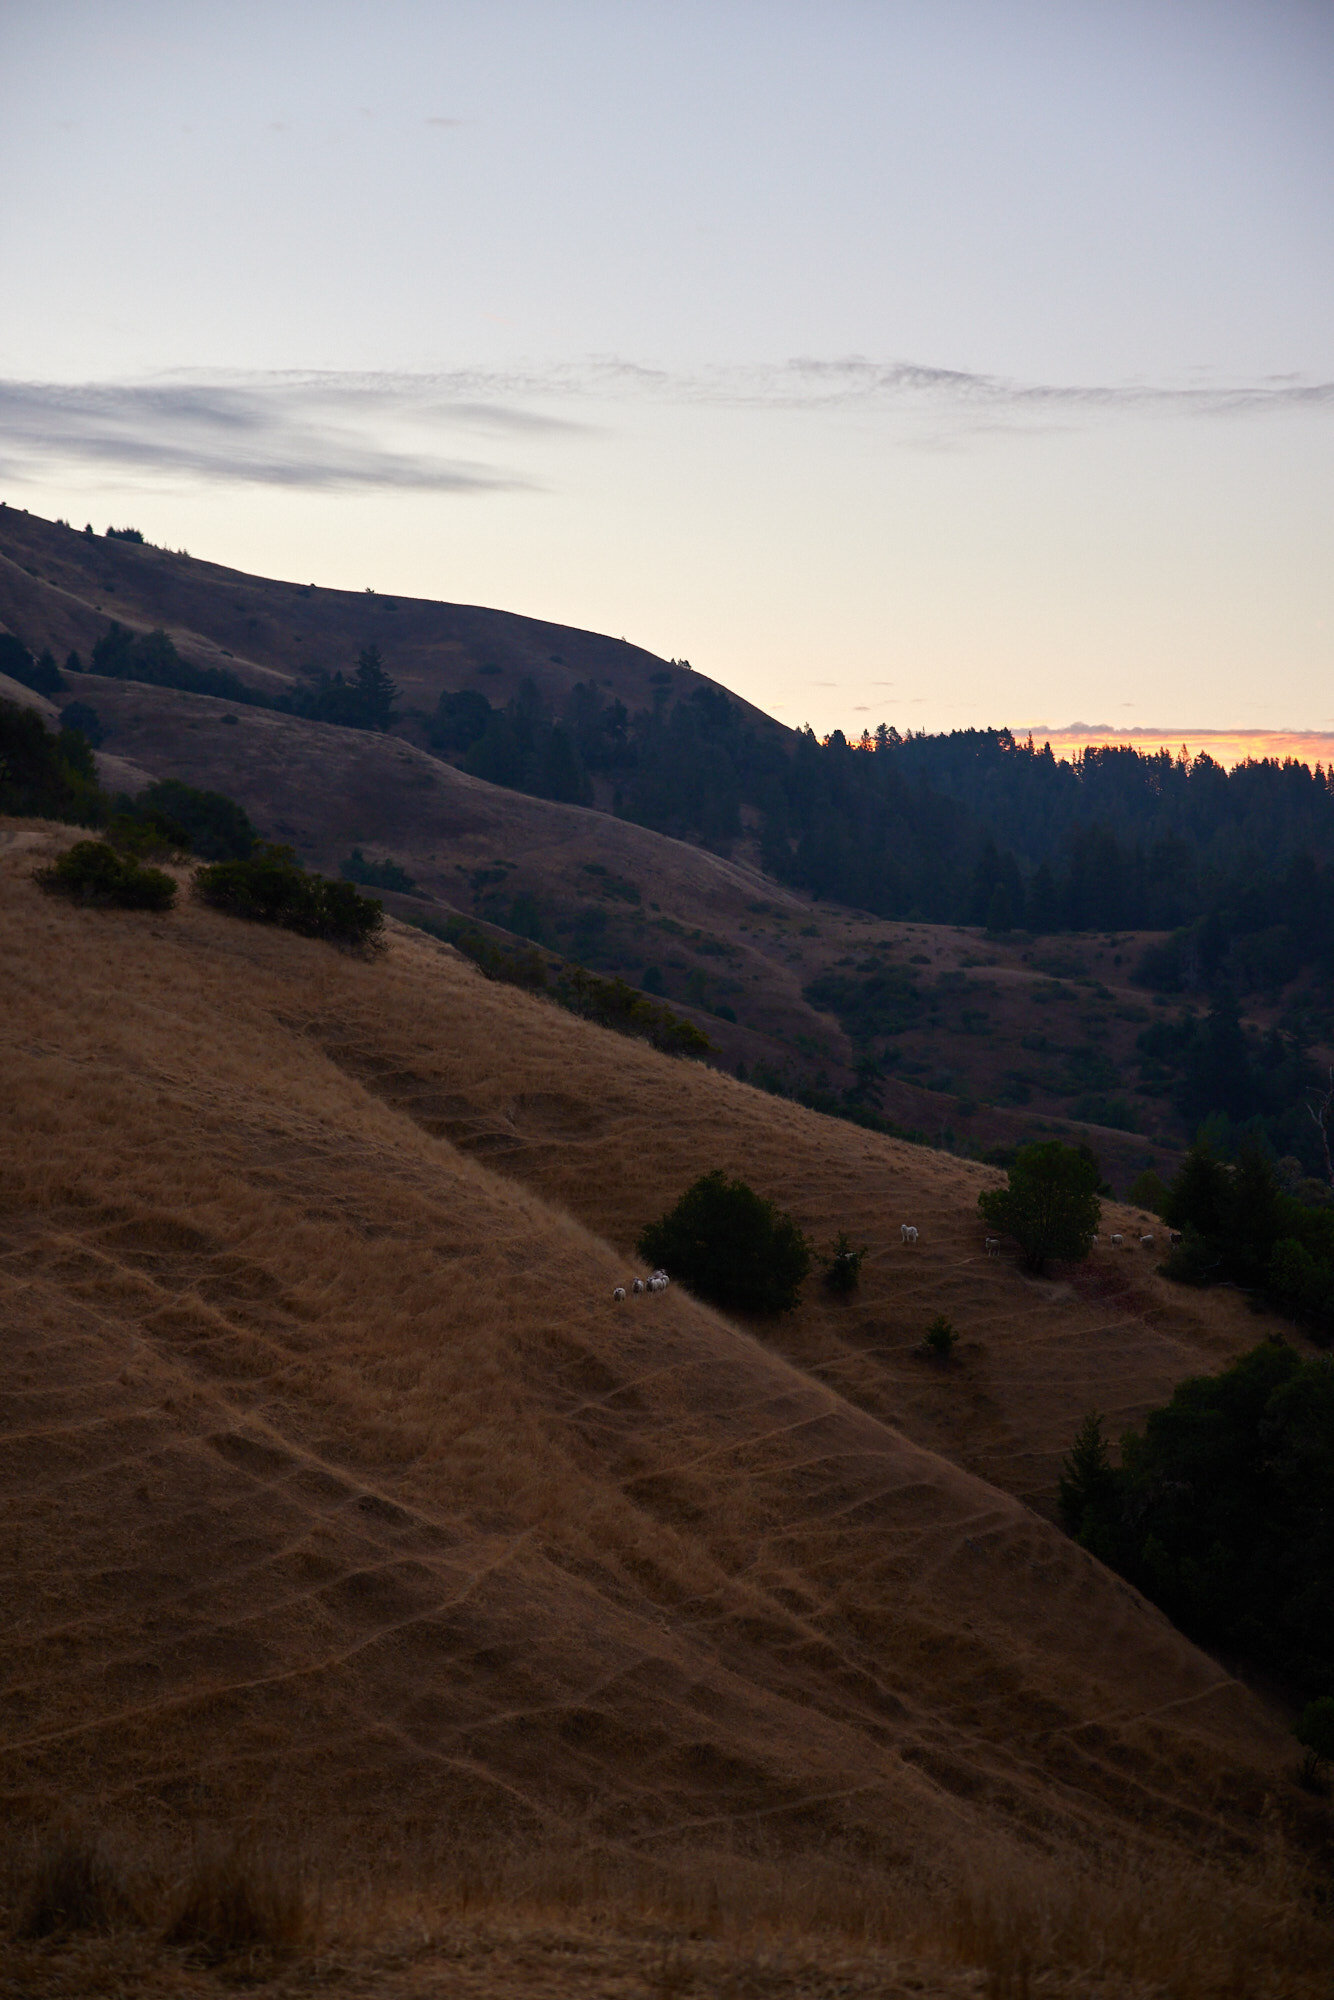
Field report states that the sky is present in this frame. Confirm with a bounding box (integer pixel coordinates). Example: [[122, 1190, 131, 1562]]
[[2, 0, 1331, 741]]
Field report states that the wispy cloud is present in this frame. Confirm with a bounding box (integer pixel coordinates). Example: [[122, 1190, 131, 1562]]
[[710, 357, 1334, 417], [1, 355, 1327, 495], [0, 374, 577, 493]]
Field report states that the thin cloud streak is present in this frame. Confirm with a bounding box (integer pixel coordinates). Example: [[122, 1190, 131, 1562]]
[[0, 354, 1328, 496], [0, 377, 556, 494]]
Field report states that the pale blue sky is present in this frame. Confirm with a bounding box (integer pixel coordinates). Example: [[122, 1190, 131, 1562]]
[[2, 1, 1330, 732]]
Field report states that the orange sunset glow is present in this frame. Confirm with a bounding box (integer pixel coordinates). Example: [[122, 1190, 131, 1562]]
[[1012, 727, 1334, 772]]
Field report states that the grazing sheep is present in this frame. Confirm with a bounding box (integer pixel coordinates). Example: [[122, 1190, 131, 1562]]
[[647, 1274, 667, 1293], [1110, 1232, 1124, 1247], [1140, 1233, 1155, 1249], [632, 1278, 645, 1295], [651, 1269, 670, 1287], [612, 1287, 627, 1303], [1169, 1230, 1183, 1246], [985, 1237, 1000, 1256], [900, 1224, 919, 1245]]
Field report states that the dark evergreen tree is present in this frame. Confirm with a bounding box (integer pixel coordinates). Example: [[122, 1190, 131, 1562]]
[[352, 646, 398, 730]]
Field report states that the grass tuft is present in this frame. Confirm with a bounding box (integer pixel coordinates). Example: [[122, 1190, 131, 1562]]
[[14, 1826, 136, 1939], [164, 1833, 312, 1963]]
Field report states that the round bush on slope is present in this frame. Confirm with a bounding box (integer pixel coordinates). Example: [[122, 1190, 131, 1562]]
[[637, 1170, 811, 1314], [194, 845, 383, 949], [36, 839, 176, 911], [979, 1140, 1101, 1274]]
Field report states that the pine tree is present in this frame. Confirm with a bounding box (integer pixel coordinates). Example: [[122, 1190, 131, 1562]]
[[353, 646, 398, 730], [1058, 1412, 1122, 1547]]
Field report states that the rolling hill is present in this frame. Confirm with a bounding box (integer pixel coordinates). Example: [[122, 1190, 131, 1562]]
[[0, 505, 1224, 1193], [2, 816, 1328, 1996]]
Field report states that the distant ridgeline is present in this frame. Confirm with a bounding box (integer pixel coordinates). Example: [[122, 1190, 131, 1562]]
[[12, 613, 1334, 993], [435, 691, 1334, 997]]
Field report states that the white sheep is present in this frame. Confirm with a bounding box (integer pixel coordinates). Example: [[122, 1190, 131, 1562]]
[[1140, 1233, 1155, 1249], [900, 1224, 919, 1245], [647, 1274, 667, 1293], [985, 1237, 999, 1256], [651, 1269, 670, 1287], [612, 1286, 626, 1303], [632, 1278, 645, 1295], [1110, 1232, 1124, 1247]]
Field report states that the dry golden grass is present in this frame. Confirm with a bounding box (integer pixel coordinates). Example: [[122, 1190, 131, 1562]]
[[2, 1821, 1330, 1998], [1, 817, 1329, 1995]]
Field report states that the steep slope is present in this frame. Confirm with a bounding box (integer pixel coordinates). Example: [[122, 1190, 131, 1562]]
[[0, 819, 1309, 1915]]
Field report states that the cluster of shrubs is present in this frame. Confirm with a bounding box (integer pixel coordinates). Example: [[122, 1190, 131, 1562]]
[[340, 847, 419, 894], [90, 621, 268, 707], [5, 700, 383, 950], [8, 615, 403, 736], [558, 965, 711, 1057], [0, 696, 104, 825], [194, 847, 384, 948], [36, 839, 177, 911], [1152, 1142, 1334, 1341], [1060, 1340, 1334, 1707], [421, 917, 713, 1058], [0, 632, 66, 698]]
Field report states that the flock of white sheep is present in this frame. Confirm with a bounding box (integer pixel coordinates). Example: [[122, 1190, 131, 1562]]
[[612, 1270, 670, 1302], [612, 1222, 1180, 1299]]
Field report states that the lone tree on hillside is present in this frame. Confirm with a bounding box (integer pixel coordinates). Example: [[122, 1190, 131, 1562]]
[[979, 1140, 1101, 1273], [353, 646, 398, 731], [638, 1170, 811, 1314]]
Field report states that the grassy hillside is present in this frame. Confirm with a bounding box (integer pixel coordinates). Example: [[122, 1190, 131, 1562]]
[[0, 657, 1199, 1193], [4, 505, 1330, 1193], [2, 815, 1328, 1995]]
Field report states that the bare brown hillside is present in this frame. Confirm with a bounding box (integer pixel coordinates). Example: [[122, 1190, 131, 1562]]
[[2, 818, 1328, 1995]]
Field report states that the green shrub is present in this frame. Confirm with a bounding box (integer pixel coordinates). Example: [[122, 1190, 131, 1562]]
[[1127, 1168, 1171, 1214], [429, 919, 550, 991], [340, 846, 418, 893], [560, 965, 710, 1057], [0, 697, 106, 824], [978, 1140, 1101, 1273], [132, 780, 256, 860], [36, 839, 176, 910], [0, 633, 65, 697], [91, 620, 266, 707], [921, 1315, 957, 1363], [194, 845, 383, 948], [638, 1170, 811, 1314], [60, 700, 104, 747], [821, 1231, 867, 1294], [105, 808, 192, 860]]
